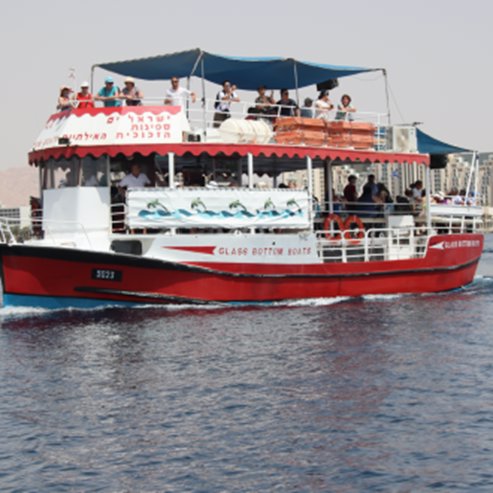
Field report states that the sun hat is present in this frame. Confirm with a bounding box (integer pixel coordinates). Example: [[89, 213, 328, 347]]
[[80, 81, 89, 88], [104, 76, 114, 84], [124, 76, 135, 84]]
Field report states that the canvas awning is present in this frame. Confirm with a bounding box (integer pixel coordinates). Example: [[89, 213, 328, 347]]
[[416, 128, 471, 155], [94, 48, 378, 90]]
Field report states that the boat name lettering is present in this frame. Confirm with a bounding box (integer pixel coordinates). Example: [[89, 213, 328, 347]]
[[444, 240, 481, 249], [216, 247, 311, 256], [91, 268, 122, 282]]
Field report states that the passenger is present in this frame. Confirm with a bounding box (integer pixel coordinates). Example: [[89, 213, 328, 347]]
[[335, 94, 357, 121], [119, 163, 151, 189], [314, 90, 334, 121], [76, 81, 94, 109], [254, 85, 275, 115], [356, 183, 378, 219], [276, 89, 299, 117], [57, 85, 75, 111], [343, 175, 358, 212], [411, 180, 424, 203], [300, 98, 314, 118], [164, 76, 196, 108], [95, 76, 121, 107], [121, 77, 143, 106], [364, 174, 379, 196], [213, 80, 240, 128], [375, 182, 394, 215]]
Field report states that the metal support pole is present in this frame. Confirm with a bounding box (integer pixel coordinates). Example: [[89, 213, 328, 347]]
[[382, 69, 391, 125], [90, 65, 96, 92], [325, 159, 334, 214], [306, 156, 313, 231], [200, 58, 207, 142], [168, 152, 175, 189], [425, 162, 432, 232], [247, 153, 254, 189], [293, 60, 300, 106]]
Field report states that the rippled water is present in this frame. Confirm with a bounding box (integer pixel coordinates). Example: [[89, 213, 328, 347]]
[[1, 237, 493, 492]]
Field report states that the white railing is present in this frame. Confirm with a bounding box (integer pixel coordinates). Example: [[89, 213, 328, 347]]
[[0, 218, 17, 244], [316, 226, 433, 263]]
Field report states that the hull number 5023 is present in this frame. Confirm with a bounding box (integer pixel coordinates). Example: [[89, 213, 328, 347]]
[[91, 268, 122, 282]]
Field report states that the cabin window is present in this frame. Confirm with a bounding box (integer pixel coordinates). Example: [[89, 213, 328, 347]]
[[81, 156, 109, 187], [41, 157, 80, 189]]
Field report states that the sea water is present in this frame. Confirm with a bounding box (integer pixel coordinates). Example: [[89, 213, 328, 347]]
[[1, 237, 493, 492]]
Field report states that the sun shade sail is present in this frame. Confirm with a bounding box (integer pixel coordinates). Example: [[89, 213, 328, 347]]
[[416, 128, 471, 155], [95, 48, 377, 90]]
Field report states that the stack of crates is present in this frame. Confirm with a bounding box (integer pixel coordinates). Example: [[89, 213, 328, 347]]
[[274, 117, 327, 146], [326, 121, 376, 149], [274, 118, 376, 149]]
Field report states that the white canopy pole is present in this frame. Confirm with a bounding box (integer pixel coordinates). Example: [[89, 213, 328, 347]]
[[168, 152, 175, 189], [247, 153, 254, 189], [307, 156, 313, 231], [425, 161, 432, 232]]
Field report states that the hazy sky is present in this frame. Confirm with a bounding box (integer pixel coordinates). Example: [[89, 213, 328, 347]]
[[1, 0, 492, 170]]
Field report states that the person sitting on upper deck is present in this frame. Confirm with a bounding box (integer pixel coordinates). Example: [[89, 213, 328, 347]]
[[76, 81, 94, 109], [95, 77, 121, 107], [300, 98, 314, 118], [343, 175, 358, 211], [254, 85, 275, 116], [57, 85, 75, 111], [335, 94, 357, 121], [121, 77, 143, 106], [119, 163, 151, 189], [164, 76, 196, 108], [213, 80, 240, 128], [314, 90, 334, 121], [375, 182, 394, 215], [276, 89, 299, 117]]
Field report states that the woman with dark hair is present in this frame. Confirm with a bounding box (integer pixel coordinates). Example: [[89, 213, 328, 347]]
[[335, 94, 357, 121], [57, 85, 75, 111], [314, 90, 333, 121]]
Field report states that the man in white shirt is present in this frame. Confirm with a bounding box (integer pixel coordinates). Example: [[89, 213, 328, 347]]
[[164, 77, 196, 108], [119, 163, 151, 188]]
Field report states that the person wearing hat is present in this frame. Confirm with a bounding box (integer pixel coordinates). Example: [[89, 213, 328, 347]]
[[121, 76, 143, 106], [95, 76, 121, 107], [57, 85, 75, 111], [76, 81, 94, 109]]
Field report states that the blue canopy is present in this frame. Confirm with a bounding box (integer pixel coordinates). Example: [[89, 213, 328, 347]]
[[416, 128, 471, 155], [95, 48, 378, 90]]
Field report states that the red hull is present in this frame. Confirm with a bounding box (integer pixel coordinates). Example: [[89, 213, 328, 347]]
[[0, 234, 484, 307]]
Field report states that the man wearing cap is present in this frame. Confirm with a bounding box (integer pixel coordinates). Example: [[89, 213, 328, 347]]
[[76, 81, 94, 109], [121, 77, 143, 106], [95, 76, 121, 107]]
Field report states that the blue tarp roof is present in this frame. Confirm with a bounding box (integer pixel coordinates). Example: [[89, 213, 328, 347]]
[[95, 48, 377, 90], [416, 128, 471, 155]]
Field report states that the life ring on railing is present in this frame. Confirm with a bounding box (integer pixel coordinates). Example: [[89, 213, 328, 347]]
[[324, 214, 345, 241], [343, 215, 365, 245]]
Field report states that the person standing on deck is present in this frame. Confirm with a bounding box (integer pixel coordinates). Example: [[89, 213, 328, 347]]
[[213, 80, 240, 128], [95, 77, 121, 107], [164, 76, 196, 108]]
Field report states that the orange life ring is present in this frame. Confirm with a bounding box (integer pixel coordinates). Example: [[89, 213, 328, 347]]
[[343, 215, 365, 245], [324, 214, 345, 241]]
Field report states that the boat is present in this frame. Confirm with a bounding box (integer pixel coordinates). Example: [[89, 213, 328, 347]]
[[0, 49, 489, 309]]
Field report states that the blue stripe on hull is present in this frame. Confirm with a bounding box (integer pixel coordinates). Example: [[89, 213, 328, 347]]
[[2, 293, 139, 310]]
